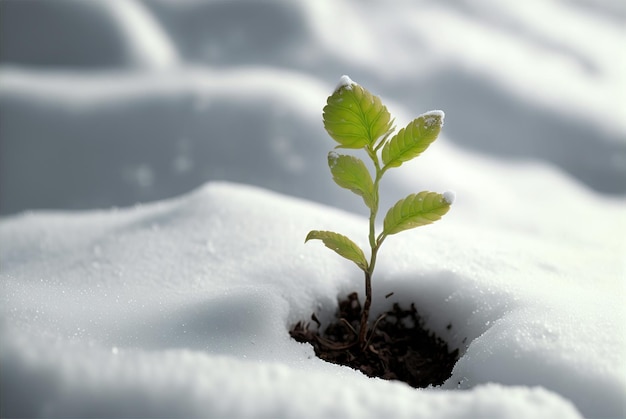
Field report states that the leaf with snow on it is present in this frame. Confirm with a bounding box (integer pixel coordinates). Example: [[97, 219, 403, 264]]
[[382, 191, 451, 236], [381, 111, 444, 170], [323, 77, 394, 149], [328, 152, 376, 210], [305, 230, 368, 271]]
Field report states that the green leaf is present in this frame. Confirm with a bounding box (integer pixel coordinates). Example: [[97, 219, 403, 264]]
[[381, 111, 444, 169], [323, 81, 394, 149], [305, 230, 368, 271], [382, 191, 451, 236], [328, 152, 376, 210]]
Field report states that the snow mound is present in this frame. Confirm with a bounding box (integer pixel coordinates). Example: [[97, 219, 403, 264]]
[[1, 182, 623, 418], [0, 0, 177, 69]]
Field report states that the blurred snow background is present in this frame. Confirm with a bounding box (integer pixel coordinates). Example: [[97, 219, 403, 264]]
[[1, 0, 625, 215], [1, 1, 625, 418]]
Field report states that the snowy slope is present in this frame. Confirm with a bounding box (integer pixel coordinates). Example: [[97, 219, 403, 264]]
[[1, 182, 624, 418]]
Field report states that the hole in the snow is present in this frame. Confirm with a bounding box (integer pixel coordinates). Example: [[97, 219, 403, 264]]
[[290, 291, 459, 388]]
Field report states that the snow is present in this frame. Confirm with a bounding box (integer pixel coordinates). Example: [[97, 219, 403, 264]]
[[336, 74, 355, 91], [1, 1, 625, 418], [328, 151, 340, 168], [2, 182, 608, 419], [443, 191, 456, 205], [0, 0, 177, 69], [419, 110, 445, 130], [422, 110, 445, 125]]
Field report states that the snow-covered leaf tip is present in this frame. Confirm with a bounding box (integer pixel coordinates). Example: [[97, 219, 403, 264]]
[[323, 78, 394, 149], [382, 191, 451, 236], [382, 111, 444, 170], [305, 230, 368, 271], [328, 152, 376, 210]]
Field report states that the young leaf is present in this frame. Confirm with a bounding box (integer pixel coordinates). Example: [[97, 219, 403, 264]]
[[381, 111, 444, 170], [382, 191, 451, 236], [305, 230, 368, 271], [328, 152, 376, 210], [323, 79, 394, 149]]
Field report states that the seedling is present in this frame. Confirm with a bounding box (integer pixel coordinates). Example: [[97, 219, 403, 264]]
[[306, 75, 454, 348]]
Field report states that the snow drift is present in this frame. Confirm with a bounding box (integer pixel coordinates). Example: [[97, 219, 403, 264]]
[[1, 183, 624, 417]]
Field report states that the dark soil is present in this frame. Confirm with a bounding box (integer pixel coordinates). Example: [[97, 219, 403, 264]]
[[290, 292, 459, 388]]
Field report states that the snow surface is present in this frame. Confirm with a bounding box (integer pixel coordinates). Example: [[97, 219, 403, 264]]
[[3, 181, 617, 419], [1, 1, 625, 418]]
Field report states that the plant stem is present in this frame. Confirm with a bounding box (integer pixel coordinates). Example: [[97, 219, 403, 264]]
[[366, 146, 381, 250], [358, 146, 385, 347], [358, 236, 385, 347], [358, 270, 372, 346]]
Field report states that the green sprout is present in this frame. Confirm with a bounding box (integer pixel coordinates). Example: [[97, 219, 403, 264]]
[[306, 75, 454, 348]]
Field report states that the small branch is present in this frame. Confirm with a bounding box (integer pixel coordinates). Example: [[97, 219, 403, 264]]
[[314, 335, 358, 351], [363, 312, 388, 350], [340, 318, 358, 337], [374, 128, 394, 152]]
